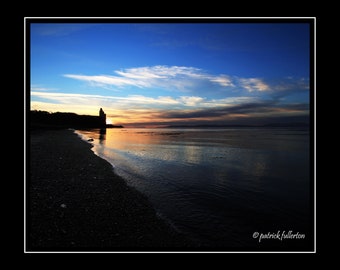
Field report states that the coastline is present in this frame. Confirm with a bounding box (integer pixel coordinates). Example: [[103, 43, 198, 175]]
[[28, 128, 191, 251]]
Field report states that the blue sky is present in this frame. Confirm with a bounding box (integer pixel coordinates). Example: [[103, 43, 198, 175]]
[[30, 21, 311, 127]]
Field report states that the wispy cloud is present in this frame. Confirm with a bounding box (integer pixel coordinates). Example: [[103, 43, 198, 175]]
[[239, 78, 270, 92], [31, 91, 308, 125], [179, 96, 205, 106], [273, 77, 310, 92], [210, 75, 234, 87], [31, 85, 57, 91], [63, 74, 146, 88], [31, 91, 166, 107], [157, 101, 309, 121], [64, 66, 212, 92], [31, 91, 258, 109], [63, 65, 273, 93]]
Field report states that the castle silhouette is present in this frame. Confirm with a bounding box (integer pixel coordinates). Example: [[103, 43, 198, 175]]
[[31, 108, 123, 129], [99, 108, 106, 126]]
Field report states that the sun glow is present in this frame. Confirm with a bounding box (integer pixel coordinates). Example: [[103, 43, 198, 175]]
[[106, 118, 113, 125]]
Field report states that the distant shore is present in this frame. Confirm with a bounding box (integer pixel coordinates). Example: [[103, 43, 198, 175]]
[[28, 129, 191, 251]]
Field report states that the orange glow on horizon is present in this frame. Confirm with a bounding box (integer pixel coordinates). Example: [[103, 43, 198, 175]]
[[31, 101, 309, 128]]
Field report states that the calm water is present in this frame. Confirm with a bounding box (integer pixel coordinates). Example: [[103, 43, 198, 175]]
[[76, 128, 311, 248]]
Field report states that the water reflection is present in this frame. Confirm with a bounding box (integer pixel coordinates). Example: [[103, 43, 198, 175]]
[[76, 127, 311, 248], [182, 145, 203, 165], [99, 128, 106, 144]]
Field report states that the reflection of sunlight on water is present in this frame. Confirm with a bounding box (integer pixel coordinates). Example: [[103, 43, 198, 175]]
[[183, 145, 202, 164]]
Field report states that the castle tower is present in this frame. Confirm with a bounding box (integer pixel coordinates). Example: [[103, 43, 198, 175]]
[[99, 108, 106, 127]]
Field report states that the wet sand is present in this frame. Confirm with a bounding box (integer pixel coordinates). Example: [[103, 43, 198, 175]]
[[28, 129, 192, 251]]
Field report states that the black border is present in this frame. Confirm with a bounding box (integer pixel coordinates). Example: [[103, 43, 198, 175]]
[[25, 17, 316, 253]]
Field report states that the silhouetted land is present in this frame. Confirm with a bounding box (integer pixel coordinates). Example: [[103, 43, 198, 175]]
[[28, 129, 191, 251], [30, 110, 123, 129]]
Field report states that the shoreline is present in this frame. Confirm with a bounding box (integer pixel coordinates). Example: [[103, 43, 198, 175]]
[[28, 128, 192, 251]]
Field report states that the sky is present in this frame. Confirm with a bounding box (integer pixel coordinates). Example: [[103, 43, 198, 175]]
[[30, 20, 311, 127]]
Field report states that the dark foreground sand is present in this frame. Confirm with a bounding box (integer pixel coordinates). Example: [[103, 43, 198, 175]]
[[28, 129, 192, 251]]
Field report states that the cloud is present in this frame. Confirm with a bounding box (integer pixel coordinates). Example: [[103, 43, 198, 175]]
[[32, 91, 308, 116], [63, 74, 144, 87], [209, 75, 234, 87], [179, 96, 205, 106], [158, 101, 309, 120], [31, 85, 57, 91], [273, 77, 310, 92], [31, 91, 309, 126], [239, 78, 270, 92], [31, 91, 263, 111], [63, 65, 271, 93], [159, 101, 273, 119]]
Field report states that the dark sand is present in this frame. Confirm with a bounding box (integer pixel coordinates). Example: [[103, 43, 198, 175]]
[[28, 129, 192, 251]]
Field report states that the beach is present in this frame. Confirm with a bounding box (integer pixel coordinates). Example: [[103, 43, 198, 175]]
[[28, 129, 191, 251]]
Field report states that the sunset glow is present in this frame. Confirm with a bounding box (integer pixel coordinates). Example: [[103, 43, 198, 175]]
[[30, 20, 310, 127]]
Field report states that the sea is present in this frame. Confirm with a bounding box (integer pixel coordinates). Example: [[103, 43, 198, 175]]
[[75, 127, 312, 249]]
